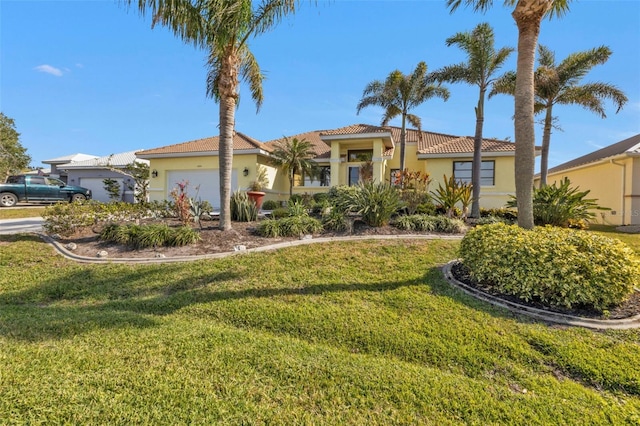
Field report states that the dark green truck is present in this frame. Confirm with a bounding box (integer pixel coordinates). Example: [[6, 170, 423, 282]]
[[0, 175, 92, 207]]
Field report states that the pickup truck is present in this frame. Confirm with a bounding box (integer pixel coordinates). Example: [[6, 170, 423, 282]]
[[0, 175, 92, 207]]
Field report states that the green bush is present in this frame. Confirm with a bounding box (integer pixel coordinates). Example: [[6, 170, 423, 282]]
[[480, 207, 517, 222], [256, 216, 322, 238], [336, 182, 400, 227], [43, 201, 149, 236], [321, 207, 349, 232], [270, 207, 289, 219], [261, 200, 280, 210], [231, 191, 258, 222], [506, 178, 607, 227], [99, 223, 200, 248], [392, 215, 466, 234], [459, 223, 640, 311], [312, 192, 329, 203]]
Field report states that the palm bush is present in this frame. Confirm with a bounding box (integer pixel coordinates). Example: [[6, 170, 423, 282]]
[[506, 178, 607, 227], [337, 182, 400, 227], [431, 175, 472, 218]]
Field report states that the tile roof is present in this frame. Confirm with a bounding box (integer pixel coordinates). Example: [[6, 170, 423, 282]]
[[264, 130, 331, 160], [59, 151, 148, 169], [136, 132, 270, 157], [418, 136, 517, 155], [547, 133, 640, 174], [320, 124, 391, 136]]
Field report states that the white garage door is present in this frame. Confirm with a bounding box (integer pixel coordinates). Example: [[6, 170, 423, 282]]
[[166, 170, 238, 209], [79, 177, 123, 203]]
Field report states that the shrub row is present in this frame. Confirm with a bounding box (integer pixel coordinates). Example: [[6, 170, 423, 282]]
[[459, 223, 640, 312], [256, 216, 323, 237], [99, 223, 201, 248], [392, 215, 467, 234]]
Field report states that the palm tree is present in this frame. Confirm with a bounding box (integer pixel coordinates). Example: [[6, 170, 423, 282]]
[[126, 0, 298, 230], [446, 0, 572, 229], [491, 45, 628, 186], [270, 136, 317, 198], [356, 62, 449, 181], [432, 23, 513, 219]]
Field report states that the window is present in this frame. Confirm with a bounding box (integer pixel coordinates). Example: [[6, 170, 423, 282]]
[[303, 166, 330, 187], [7, 176, 25, 184], [453, 161, 495, 186], [348, 166, 360, 186], [348, 149, 373, 162], [29, 177, 46, 185]]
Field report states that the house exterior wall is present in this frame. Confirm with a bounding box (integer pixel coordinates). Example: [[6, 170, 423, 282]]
[[425, 156, 516, 210], [544, 156, 639, 225]]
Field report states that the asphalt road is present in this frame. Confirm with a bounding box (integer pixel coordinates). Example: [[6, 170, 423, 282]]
[[0, 217, 44, 234]]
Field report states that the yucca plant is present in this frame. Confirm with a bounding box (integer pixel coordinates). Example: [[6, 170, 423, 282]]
[[431, 175, 472, 218], [338, 182, 400, 227], [231, 191, 258, 222], [507, 177, 607, 227]]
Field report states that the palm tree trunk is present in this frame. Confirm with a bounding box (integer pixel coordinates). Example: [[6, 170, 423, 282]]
[[400, 114, 407, 181], [218, 47, 239, 231], [512, 0, 551, 229], [540, 104, 553, 187], [471, 89, 485, 219], [289, 170, 294, 198]]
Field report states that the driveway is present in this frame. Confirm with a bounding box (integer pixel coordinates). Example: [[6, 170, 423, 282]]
[[0, 217, 44, 234]]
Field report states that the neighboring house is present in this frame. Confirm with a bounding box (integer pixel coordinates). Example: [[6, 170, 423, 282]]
[[58, 151, 150, 203], [538, 134, 640, 226], [137, 124, 528, 210], [41, 153, 99, 183]]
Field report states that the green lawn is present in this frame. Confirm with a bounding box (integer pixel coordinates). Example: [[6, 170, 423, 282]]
[[0, 207, 46, 219], [1, 233, 639, 424]]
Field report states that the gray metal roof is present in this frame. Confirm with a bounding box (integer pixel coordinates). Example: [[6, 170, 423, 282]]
[[58, 151, 149, 169]]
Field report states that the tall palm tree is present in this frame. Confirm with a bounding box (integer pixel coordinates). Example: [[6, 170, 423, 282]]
[[432, 23, 513, 219], [491, 45, 628, 186], [356, 62, 449, 181], [270, 136, 317, 198], [127, 0, 298, 230], [447, 0, 571, 229]]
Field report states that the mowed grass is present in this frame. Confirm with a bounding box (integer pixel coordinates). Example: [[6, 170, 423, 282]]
[[1, 234, 640, 424], [0, 206, 46, 219]]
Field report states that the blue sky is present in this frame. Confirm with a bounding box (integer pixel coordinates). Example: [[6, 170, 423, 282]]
[[2, 0, 639, 170]]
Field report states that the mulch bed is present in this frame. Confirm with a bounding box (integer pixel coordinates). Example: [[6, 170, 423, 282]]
[[450, 261, 640, 320]]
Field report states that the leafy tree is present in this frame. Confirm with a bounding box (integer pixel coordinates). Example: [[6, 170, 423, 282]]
[[447, 0, 572, 229], [0, 113, 31, 179], [103, 178, 122, 201], [127, 0, 299, 230], [270, 136, 317, 198], [432, 23, 513, 219], [356, 62, 449, 182], [123, 161, 150, 204], [491, 45, 627, 186]]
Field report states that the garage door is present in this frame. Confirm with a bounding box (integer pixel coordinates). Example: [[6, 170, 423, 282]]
[[79, 177, 123, 203], [166, 170, 237, 209]]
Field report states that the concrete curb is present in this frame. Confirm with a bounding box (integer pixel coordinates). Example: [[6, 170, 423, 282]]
[[40, 233, 463, 265], [442, 260, 640, 330]]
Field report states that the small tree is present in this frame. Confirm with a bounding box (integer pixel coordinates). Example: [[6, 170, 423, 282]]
[[0, 113, 31, 179], [102, 178, 122, 201], [270, 136, 317, 198]]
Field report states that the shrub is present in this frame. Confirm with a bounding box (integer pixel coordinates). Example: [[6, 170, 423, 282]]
[[270, 207, 289, 219], [99, 223, 200, 248], [261, 200, 280, 210], [231, 191, 258, 222], [327, 185, 359, 210], [392, 214, 466, 234], [506, 178, 607, 227], [256, 216, 322, 237], [459, 223, 640, 311], [322, 207, 349, 232], [480, 208, 517, 222], [287, 199, 308, 217], [43, 201, 149, 236], [337, 182, 400, 227], [312, 192, 329, 204], [431, 175, 472, 218]]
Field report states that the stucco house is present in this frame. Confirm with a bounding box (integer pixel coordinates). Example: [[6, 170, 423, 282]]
[[58, 151, 150, 203], [539, 133, 640, 226], [136, 124, 529, 209], [41, 153, 98, 183]]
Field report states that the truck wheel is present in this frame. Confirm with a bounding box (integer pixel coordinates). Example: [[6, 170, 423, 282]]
[[71, 194, 87, 203], [0, 192, 18, 207]]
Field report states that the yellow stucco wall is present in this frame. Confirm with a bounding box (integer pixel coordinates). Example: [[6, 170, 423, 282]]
[[426, 156, 516, 209], [543, 156, 639, 225]]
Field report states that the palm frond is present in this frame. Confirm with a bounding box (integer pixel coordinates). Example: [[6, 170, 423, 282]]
[[558, 83, 628, 116], [238, 47, 265, 111]]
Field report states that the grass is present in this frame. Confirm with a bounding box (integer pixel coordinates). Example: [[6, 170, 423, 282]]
[[0, 207, 45, 219], [1, 232, 639, 424]]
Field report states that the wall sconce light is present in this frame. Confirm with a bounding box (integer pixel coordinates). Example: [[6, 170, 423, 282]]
[[243, 167, 249, 177], [151, 170, 158, 178]]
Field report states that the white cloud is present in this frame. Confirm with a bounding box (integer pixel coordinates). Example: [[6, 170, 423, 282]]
[[34, 64, 63, 77], [75, 63, 84, 68]]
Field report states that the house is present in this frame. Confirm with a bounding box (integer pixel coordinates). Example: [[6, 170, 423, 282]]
[[539, 134, 640, 226], [41, 153, 98, 183], [136, 124, 528, 209], [58, 151, 150, 203]]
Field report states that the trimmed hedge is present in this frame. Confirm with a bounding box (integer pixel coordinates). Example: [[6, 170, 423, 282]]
[[99, 223, 200, 248], [459, 223, 640, 312]]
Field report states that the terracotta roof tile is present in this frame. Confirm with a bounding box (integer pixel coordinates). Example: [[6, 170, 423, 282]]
[[264, 130, 331, 160], [136, 132, 270, 157], [320, 124, 390, 136], [418, 136, 517, 155]]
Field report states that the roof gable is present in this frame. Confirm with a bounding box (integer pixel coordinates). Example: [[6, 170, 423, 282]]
[[136, 132, 270, 157], [547, 133, 640, 175], [42, 153, 98, 164]]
